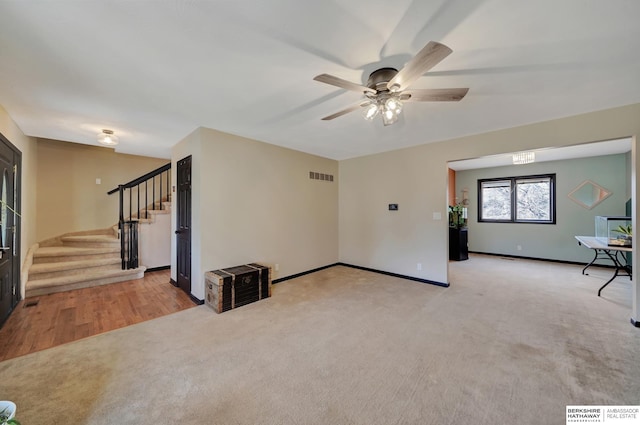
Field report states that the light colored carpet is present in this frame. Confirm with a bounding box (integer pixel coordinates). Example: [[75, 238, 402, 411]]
[[1, 255, 639, 425]]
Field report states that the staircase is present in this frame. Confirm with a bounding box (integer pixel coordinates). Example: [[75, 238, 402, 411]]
[[26, 229, 145, 297], [128, 200, 172, 224], [25, 163, 172, 298]]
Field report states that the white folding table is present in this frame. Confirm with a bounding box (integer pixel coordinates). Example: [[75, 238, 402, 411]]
[[575, 235, 632, 296]]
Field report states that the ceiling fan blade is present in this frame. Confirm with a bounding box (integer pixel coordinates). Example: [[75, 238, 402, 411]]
[[314, 74, 375, 94], [321, 101, 371, 120], [387, 41, 453, 92], [403, 88, 469, 102]]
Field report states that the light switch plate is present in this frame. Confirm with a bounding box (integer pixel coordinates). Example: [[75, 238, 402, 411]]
[[433, 212, 442, 220]]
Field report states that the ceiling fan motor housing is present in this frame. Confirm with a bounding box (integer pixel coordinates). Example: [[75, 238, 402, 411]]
[[367, 68, 398, 92]]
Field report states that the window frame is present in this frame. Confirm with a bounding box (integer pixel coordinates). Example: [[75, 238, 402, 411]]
[[477, 173, 556, 224]]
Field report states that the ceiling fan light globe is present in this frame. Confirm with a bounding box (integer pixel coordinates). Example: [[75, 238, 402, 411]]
[[382, 108, 399, 126], [385, 98, 403, 114], [363, 104, 379, 120], [385, 98, 397, 110], [384, 108, 395, 120]]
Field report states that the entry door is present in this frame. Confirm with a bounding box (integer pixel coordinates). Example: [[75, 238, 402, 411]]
[[0, 133, 20, 327], [176, 156, 192, 296]]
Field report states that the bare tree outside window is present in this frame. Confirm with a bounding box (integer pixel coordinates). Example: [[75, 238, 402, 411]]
[[478, 174, 555, 224], [481, 180, 511, 220], [516, 178, 551, 220]]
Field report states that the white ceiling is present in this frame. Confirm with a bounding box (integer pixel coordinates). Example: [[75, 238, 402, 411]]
[[0, 1, 639, 160]]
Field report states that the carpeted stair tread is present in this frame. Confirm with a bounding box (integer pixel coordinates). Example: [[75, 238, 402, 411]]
[[147, 208, 170, 215], [27, 266, 143, 288], [26, 266, 147, 297], [29, 257, 121, 274], [34, 246, 120, 257], [61, 235, 119, 243], [60, 235, 120, 249], [130, 207, 171, 223]]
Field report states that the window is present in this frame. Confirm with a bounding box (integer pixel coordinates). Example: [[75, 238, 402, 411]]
[[478, 174, 555, 224]]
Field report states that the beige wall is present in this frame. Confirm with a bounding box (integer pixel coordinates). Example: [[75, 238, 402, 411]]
[[340, 103, 640, 283], [0, 105, 37, 299], [139, 213, 171, 269], [172, 127, 339, 300], [36, 139, 168, 241]]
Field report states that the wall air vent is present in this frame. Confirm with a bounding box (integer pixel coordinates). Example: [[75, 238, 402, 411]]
[[309, 171, 334, 182]]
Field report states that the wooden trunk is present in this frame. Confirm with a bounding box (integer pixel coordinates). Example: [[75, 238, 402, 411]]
[[205, 263, 272, 313]]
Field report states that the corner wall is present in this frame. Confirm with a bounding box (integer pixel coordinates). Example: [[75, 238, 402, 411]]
[[172, 127, 339, 300]]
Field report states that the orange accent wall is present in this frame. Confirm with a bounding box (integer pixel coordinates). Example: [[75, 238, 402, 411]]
[[448, 168, 456, 206]]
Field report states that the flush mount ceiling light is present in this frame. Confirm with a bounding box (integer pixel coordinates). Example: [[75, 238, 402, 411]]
[[97, 129, 119, 146], [512, 151, 535, 165]]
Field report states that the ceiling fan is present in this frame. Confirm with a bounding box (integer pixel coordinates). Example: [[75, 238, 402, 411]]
[[313, 41, 468, 126]]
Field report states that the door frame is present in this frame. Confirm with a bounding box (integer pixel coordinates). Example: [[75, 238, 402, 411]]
[[0, 131, 21, 327]]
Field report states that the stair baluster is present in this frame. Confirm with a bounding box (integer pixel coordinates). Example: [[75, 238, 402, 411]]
[[108, 163, 171, 270]]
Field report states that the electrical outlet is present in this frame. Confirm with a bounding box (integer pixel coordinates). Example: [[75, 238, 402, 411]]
[[275, 263, 279, 271], [517, 245, 522, 251], [417, 263, 422, 271]]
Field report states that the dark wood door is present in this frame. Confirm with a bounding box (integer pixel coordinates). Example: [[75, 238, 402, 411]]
[[176, 156, 192, 296], [0, 133, 20, 327]]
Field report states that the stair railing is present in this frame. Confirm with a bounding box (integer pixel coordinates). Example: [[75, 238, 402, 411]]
[[108, 163, 171, 269]]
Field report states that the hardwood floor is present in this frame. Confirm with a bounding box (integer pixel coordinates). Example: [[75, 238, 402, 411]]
[[0, 269, 196, 362]]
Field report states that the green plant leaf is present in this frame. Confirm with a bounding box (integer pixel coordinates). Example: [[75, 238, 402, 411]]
[[613, 224, 632, 235]]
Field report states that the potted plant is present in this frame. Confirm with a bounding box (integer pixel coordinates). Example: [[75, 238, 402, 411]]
[[0, 401, 20, 425], [448, 203, 467, 229]]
